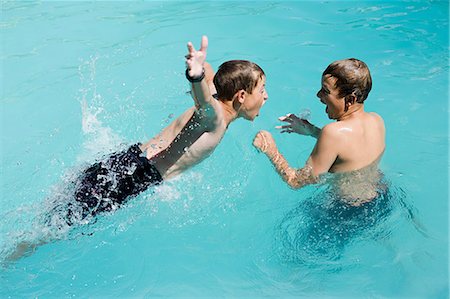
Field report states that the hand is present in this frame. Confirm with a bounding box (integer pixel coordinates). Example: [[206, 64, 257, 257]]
[[276, 113, 315, 136], [253, 130, 276, 155], [185, 35, 208, 78]]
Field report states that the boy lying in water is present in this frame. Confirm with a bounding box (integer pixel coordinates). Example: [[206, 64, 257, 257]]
[[253, 58, 385, 205], [8, 36, 268, 261], [69, 35, 268, 223]]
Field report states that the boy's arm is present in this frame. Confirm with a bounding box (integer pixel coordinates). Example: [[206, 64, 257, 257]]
[[188, 61, 217, 102], [185, 36, 218, 121], [276, 113, 321, 139], [307, 124, 340, 175], [253, 131, 317, 189], [253, 128, 339, 189]]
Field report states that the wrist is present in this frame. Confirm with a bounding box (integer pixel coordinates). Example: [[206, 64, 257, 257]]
[[310, 126, 321, 138], [186, 68, 205, 83]]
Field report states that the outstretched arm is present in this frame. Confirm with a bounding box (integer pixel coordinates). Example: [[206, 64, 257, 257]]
[[253, 125, 340, 189], [253, 130, 318, 189], [188, 61, 217, 101], [185, 36, 217, 120]]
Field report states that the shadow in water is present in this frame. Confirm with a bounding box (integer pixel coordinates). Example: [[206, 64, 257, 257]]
[[274, 178, 423, 269]]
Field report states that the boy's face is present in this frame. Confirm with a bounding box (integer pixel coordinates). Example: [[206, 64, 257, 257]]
[[240, 76, 268, 121], [316, 75, 345, 120]]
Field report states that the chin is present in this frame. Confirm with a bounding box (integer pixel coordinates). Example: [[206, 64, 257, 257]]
[[245, 114, 257, 121]]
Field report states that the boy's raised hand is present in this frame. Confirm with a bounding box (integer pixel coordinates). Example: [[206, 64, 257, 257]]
[[186, 35, 208, 78], [276, 113, 315, 136]]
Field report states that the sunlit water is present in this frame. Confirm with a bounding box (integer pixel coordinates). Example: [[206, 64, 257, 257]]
[[1, 1, 448, 298]]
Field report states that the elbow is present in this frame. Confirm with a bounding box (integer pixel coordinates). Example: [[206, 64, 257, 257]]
[[286, 177, 304, 190], [285, 172, 317, 190], [285, 165, 318, 189], [288, 183, 302, 190]]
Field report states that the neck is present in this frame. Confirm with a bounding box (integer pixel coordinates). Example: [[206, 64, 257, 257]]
[[337, 104, 364, 121], [219, 100, 239, 126]]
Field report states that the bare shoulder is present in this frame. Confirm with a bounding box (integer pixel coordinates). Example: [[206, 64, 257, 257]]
[[368, 112, 384, 123], [318, 122, 342, 144], [367, 112, 386, 130], [321, 122, 344, 137]]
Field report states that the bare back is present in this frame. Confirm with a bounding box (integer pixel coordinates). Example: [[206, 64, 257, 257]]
[[140, 104, 227, 179], [327, 111, 385, 173], [309, 109, 385, 176], [310, 110, 385, 204]]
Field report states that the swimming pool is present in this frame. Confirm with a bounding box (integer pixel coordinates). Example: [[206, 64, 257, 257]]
[[1, 1, 448, 298]]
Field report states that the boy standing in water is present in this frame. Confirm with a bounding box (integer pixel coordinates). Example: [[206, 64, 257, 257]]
[[253, 58, 385, 205]]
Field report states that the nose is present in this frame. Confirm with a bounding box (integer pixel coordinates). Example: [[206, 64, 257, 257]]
[[316, 90, 326, 104], [316, 90, 321, 98]]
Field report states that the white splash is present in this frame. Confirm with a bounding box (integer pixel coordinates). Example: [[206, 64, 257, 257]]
[[77, 56, 124, 163]]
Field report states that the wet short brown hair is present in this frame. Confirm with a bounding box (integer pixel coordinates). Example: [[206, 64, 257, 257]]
[[213, 60, 265, 101], [323, 58, 372, 103]]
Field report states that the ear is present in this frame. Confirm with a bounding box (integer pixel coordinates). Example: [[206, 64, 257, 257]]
[[234, 90, 246, 104], [345, 93, 356, 106]]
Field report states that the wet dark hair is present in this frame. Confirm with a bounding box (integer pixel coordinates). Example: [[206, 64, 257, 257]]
[[213, 60, 265, 101], [323, 58, 372, 104]]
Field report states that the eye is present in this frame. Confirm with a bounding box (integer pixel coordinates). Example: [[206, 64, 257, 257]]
[[321, 88, 330, 95]]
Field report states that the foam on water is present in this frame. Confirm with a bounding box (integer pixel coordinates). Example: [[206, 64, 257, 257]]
[[0, 57, 137, 263], [77, 56, 125, 161]]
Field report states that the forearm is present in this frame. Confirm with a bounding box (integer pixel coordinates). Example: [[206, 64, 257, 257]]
[[265, 148, 317, 189], [185, 36, 212, 108], [191, 76, 212, 107]]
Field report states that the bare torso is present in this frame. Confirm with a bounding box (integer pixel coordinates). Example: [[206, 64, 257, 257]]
[[319, 110, 385, 173], [326, 156, 385, 206], [320, 111, 386, 204], [140, 104, 228, 179]]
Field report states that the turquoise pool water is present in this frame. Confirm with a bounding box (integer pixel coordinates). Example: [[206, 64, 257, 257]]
[[1, 1, 448, 298]]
